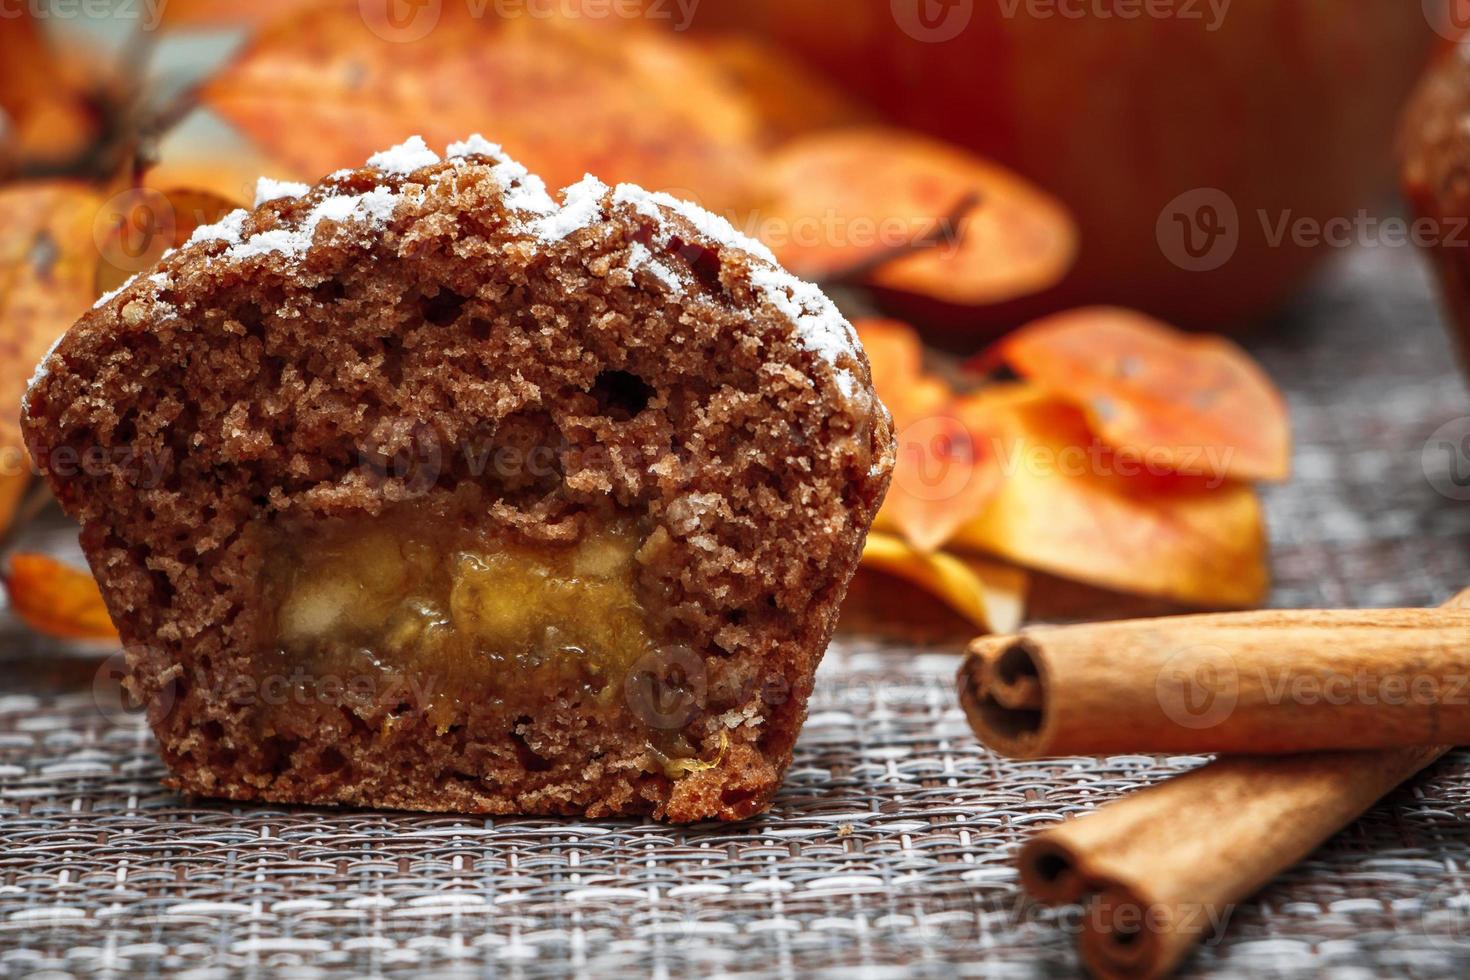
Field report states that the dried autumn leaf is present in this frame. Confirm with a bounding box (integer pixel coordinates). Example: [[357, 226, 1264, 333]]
[[0, 181, 103, 465], [950, 391, 1269, 609], [759, 127, 1078, 306], [992, 307, 1291, 482], [5, 553, 118, 641], [0, 10, 98, 168], [861, 532, 1027, 634], [202, 7, 762, 213], [857, 319, 1002, 553], [155, 0, 317, 28], [95, 186, 243, 296]]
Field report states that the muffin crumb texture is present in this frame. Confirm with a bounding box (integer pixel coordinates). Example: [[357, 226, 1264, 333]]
[[22, 136, 894, 822]]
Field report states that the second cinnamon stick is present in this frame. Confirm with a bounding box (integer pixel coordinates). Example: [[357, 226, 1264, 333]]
[[958, 607, 1470, 758]]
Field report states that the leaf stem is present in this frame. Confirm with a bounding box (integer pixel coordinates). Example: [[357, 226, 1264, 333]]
[[820, 190, 983, 288]]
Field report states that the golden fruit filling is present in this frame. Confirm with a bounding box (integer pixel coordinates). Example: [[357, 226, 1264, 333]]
[[257, 512, 660, 727]]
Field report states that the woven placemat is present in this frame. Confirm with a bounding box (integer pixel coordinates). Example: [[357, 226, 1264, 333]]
[[4, 244, 1470, 978]]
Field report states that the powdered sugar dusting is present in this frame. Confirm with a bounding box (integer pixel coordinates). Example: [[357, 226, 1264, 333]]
[[611, 184, 779, 266], [226, 187, 399, 261], [254, 177, 311, 207], [186, 208, 249, 247], [488, 160, 555, 217], [92, 279, 133, 310], [531, 175, 608, 242], [628, 243, 683, 294], [446, 134, 510, 164], [367, 135, 440, 175], [610, 182, 859, 392], [23, 331, 67, 408]]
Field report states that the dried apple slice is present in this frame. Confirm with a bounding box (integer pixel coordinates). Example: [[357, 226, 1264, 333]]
[[991, 307, 1291, 482], [759, 127, 1077, 306], [951, 392, 1270, 609], [861, 532, 1027, 634], [5, 553, 118, 641]]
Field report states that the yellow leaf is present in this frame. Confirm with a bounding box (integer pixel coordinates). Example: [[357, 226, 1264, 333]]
[[861, 532, 1028, 634]]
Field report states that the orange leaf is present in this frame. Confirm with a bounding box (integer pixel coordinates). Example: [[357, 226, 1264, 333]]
[[156, 0, 317, 28], [0, 10, 98, 168], [0, 181, 103, 466], [202, 8, 761, 214], [861, 532, 1027, 634], [95, 186, 244, 296], [856, 318, 1003, 553], [993, 307, 1291, 482], [950, 393, 1269, 608], [5, 553, 118, 641], [759, 127, 1077, 306]]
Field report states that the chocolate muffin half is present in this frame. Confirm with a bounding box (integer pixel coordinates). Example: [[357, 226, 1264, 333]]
[[23, 136, 894, 821]]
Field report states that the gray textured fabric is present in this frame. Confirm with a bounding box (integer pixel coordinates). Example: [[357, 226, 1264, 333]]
[[3, 245, 1470, 978]]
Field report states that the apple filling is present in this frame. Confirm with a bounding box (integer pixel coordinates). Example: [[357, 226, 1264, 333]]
[[258, 512, 662, 728]]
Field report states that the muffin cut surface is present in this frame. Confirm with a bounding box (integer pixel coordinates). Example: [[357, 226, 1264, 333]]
[[22, 136, 895, 821]]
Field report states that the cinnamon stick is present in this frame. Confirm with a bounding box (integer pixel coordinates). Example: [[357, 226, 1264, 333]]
[[958, 607, 1470, 758], [1017, 747, 1445, 980], [1004, 588, 1470, 980]]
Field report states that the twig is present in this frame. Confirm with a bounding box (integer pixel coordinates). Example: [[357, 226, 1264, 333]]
[[820, 190, 983, 287]]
